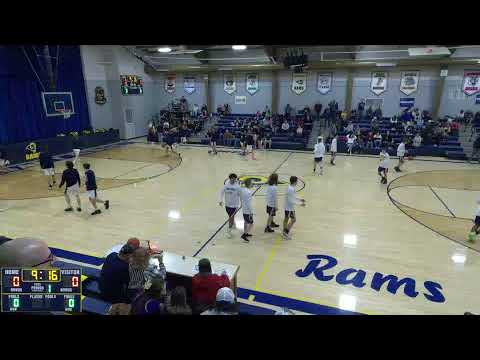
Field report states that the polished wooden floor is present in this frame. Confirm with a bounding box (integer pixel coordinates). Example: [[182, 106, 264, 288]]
[[1, 142, 480, 314]]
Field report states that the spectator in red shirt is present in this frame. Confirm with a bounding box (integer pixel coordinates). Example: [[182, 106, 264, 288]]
[[192, 258, 230, 313]]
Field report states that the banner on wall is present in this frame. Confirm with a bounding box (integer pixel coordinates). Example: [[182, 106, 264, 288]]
[[292, 73, 307, 95], [235, 95, 247, 105], [224, 73, 236, 94], [184, 76, 196, 94], [370, 71, 387, 95], [165, 74, 176, 94], [400, 71, 419, 95], [246, 73, 259, 95], [317, 72, 332, 94], [400, 97, 415, 108], [463, 71, 480, 96]]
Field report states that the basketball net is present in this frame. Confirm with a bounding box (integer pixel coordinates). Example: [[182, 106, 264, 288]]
[[59, 109, 71, 119]]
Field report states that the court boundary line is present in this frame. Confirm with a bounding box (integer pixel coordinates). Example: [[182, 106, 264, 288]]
[[428, 186, 456, 218], [192, 152, 293, 258], [180, 142, 477, 165], [387, 174, 480, 254]]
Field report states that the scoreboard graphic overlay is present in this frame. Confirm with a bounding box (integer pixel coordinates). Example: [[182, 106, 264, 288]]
[[1, 268, 82, 313]]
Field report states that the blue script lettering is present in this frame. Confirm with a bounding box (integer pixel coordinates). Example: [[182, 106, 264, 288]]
[[423, 281, 445, 303], [371, 273, 419, 298], [335, 269, 367, 288], [295, 254, 337, 281]]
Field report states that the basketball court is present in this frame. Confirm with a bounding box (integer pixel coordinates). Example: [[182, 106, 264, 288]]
[[1, 140, 480, 315]]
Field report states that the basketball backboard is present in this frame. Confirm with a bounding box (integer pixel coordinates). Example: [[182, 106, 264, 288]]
[[41, 92, 75, 117]]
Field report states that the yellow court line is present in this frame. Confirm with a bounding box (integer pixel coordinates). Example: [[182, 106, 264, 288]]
[[254, 235, 283, 291]]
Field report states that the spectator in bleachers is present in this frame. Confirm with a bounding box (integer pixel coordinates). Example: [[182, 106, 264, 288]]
[[371, 116, 379, 133], [296, 124, 304, 138], [413, 133, 423, 148], [264, 132, 272, 149], [366, 131, 374, 149], [285, 104, 292, 118], [130, 271, 168, 315], [192, 258, 231, 314], [99, 243, 135, 304], [374, 132, 383, 149], [223, 129, 234, 147], [383, 131, 394, 149], [314, 103, 322, 122], [147, 125, 159, 143], [127, 247, 150, 301], [201, 287, 238, 315], [166, 286, 192, 315], [281, 119, 290, 133], [357, 100, 365, 120], [366, 106, 373, 119], [373, 107, 382, 119], [347, 133, 357, 155], [450, 120, 460, 137], [457, 110, 465, 124], [390, 115, 398, 124], [345, 121, 354, 134], [472, 135, 480, 162]]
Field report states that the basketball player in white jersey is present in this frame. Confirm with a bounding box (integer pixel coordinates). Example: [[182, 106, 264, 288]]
[[378, 147, 390, 184], [219, 173, 241, 238], [313, 136, 326, 175], [394, 138, 406, 172], [240, 178, 254, 243], [330, 135, 338, 165], [283, 176, 306, 240], [265, 173, 280, 233]]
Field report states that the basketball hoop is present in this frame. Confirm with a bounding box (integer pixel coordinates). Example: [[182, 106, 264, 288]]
[[60, 109, 71, 119]]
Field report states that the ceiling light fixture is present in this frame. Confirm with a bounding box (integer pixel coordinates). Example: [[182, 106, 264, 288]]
[[158, 47, 172, 53], [232, 45, 247, 51], [376, 62, 397, 67], [188, 66, 202, 69]]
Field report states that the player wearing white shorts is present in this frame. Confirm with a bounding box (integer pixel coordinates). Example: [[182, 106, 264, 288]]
[[83, 163, 110, 216], [313, 136, 326, 175], [468, 196, 480, 242], [58, 161, 82, 212], [378, 148, 390, 184], [240, 178, 254, 243], [219, 173, 241, 238], [265, 173, 280, 233], [394, 139, 406, 172], [282, 176, 306, 240], [39, 148, 56, 189], [330, 135, 338, 165]]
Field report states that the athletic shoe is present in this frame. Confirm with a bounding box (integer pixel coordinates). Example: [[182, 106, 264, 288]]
[[394, 166, 401, 172], [76, 207, 82, 212], [64, 207, 73, 212], [246, 233, 253, 237], [91, 209, 102, 215], [282, 231, 292, 240], [105, 200, 110, 210], [241, 234, 250, 242], [271, 222, 280, 228], [265, 227, 274, 233]]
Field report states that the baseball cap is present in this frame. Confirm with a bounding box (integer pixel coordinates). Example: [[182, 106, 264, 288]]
[[126, 238, 140, 249], [216, 287, 235, 304]]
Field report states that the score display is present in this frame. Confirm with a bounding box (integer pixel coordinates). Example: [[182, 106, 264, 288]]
[[121, 75, 143, 95], [1, 268, 82, 313]]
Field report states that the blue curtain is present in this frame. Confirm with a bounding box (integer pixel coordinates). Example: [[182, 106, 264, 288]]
[[0, 45, 91, 145]]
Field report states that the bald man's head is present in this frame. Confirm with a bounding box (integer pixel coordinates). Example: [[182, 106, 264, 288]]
[[0, 238, 53, 268]]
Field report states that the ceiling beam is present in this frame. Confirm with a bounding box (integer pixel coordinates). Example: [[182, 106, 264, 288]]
[[264, 46, 278, 64]]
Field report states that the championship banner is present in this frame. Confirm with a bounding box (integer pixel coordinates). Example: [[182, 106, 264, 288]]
[[400, 97, 415, 108], [292, 73, 307, 95], [165, 74, 176, 94], [371, 71, 387, 95], [224, 73, 236, 94], [317, 72, 332, 94], [463, 71, 480, 96], [246, 73, 259, 95], [400, 71, 419, 96], [184, 76, 196, 94]]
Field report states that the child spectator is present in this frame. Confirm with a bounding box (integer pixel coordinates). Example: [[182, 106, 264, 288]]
[[201, 287, 238, 315], [166, 286, 192, 315]]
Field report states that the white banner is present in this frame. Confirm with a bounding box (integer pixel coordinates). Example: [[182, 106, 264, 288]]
[[463, 71, 480, 96], [317, 72, 332, 94], [165, 74, 176, 94], [235, 95, 246, 105], [224, 73, 236, 94], [292, 73, 307, 95], [246, 73, 259, 95], [400, 71, 419, 96], [184, 76, 196, 94], [370, 71, 387, 95]]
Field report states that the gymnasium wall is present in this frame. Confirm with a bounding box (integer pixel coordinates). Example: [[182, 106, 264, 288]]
[[351, 66, 439, 117], [439, 65, 480, 117], [81, 45, 157, 139]]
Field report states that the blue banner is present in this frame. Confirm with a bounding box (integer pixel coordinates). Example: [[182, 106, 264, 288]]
[[400, 97, 415, 108], [476, 94, 480, 105]]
